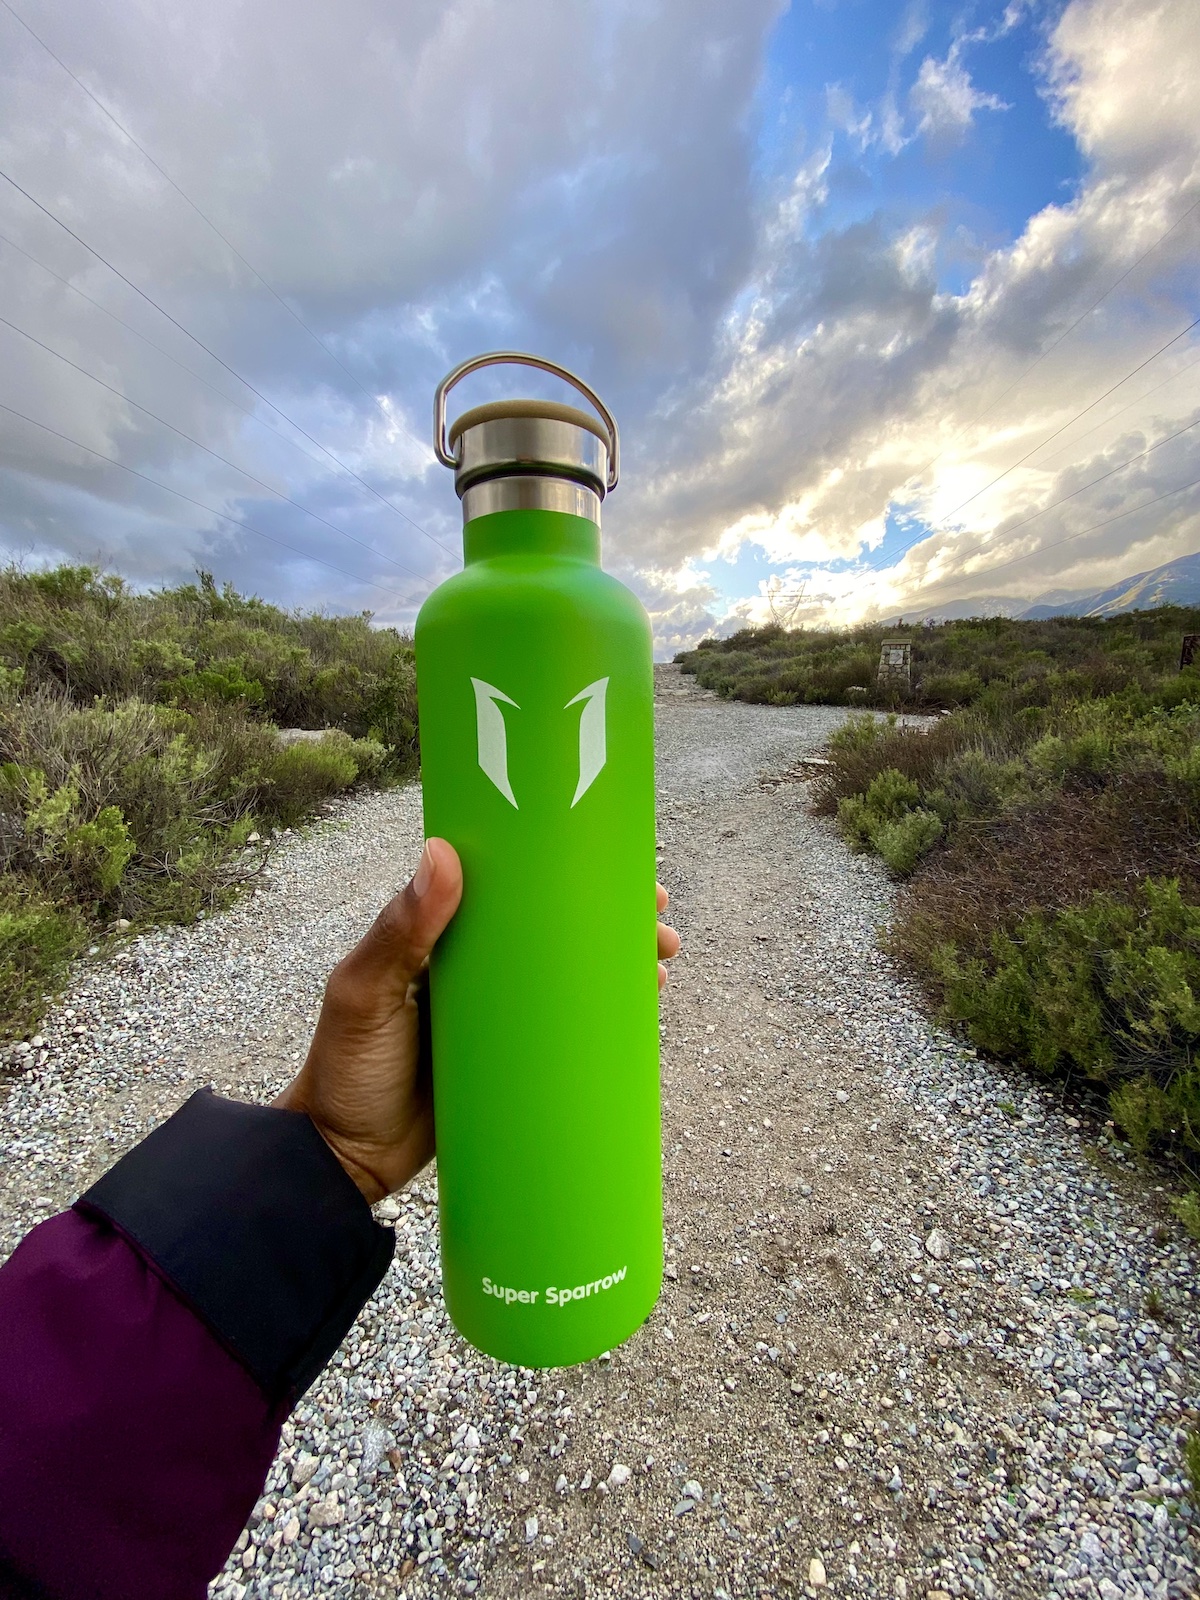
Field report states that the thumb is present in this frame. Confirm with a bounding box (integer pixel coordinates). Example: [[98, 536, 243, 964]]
[[342, 837, 464, 995]]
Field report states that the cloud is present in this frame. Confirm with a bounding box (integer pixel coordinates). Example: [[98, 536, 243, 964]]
[[909, 44, 1009, 144], [612, 0, 1200, 643], [0, 0, 784, 620], [818, 21, 1007, 165]]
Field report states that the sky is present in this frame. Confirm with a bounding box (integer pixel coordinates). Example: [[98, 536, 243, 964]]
[[0, 0, 1198, 655]]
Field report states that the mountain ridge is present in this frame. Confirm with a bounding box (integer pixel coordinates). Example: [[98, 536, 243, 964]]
[[882, 551, 1200, 625]]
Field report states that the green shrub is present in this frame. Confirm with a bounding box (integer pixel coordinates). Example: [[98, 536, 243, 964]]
[[1185, 1429, 1200, 1511], [862, 767, 921, 821], [61, 807, 137, 897], [167, 659, 265, 708], [919, 670, 984, 708], [0, 564, 419, 1034], [872, 809, 944, 876], [828, 710, 892, 755], [1172, 1190, 1200, 1242], [346, 737, 389, 783], [836, 766, 921, 845], [785, 620, 1200, 1185], [676, 607, 1200, 714], [261, 736, 362, 828], [0, 888, 85, 1042], [0, 563, 419, 769], [928, 880, 1200, 1161], [1108, 1076, 1183, 1155], [835, 767, 941, 875]]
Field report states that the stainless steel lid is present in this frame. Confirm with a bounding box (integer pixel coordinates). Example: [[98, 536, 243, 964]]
[[448, 400, 609, 498], [434, 354, 619, 518]]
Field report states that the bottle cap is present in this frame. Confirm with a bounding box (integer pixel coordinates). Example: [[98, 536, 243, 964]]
[[435, 353, 618, 523]]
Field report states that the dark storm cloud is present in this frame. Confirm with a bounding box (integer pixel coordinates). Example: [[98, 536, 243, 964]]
[[0, 0, 783, 619]]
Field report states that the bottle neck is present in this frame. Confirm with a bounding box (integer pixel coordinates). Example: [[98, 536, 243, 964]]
[[461, 476, 602, 565], [463, 507, 602, 566], [460, 475, 601, 524]]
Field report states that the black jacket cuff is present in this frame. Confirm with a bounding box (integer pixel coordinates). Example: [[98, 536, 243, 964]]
[[76, 1088, 394, 1403]]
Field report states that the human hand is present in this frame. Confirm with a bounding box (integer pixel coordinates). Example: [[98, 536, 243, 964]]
[[273, 836, 462, 1203], [656, 882, 681, 985], [277, 838, 682, 1202]]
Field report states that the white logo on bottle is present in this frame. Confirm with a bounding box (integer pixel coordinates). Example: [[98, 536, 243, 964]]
[[564, 678, 608, 807], [470, 678, 520, 807], [470, 676, 609, 809]]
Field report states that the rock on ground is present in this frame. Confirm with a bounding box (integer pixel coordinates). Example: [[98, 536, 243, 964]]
[[1, 664, 1196, 1600]]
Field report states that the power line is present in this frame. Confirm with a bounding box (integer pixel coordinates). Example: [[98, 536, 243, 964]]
[[0, 228, 454, 550], [0, 311, 431, 582], [0, 399, 427, 610], [0, 228, 246, 412], [941, 411, 1200, 552], [935, 313, 1200, 525], [0, 165, 458, 559], [1036, 350, 1200, 467], [960, 471, 1200, 584], [0, 0, 435, 466], [866, 313, 1200, 575], [904, 192, 1200, 491]]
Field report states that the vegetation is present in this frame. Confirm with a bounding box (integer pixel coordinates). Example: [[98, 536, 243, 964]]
[[0, 565, 419, 1040], [1185, 1428, 1200, 1512], [680, 606, 1200, 1195], [676, 609, 1200, 710], [808, 675, 1200, 1185]]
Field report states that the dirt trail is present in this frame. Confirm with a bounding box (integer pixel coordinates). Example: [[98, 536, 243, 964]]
[[466, 669, 1034, 1599]]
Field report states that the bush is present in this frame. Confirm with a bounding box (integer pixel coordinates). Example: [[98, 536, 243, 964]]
[[0, 564, 420, 1036], [0, 564, 420, 773], [1172, 1190, 1200, 1242], [873, 810, 944, 876], [1185, 1428, 1200, 1512], [0, 887, 85, 1042], [819, 687, 1200, 1180], [813, 712, 986, 819], [262, 736, 363, 828], [927, 879, 1200, 1159], [835, 767, 942, 875], [676, 607, 1200, 714]]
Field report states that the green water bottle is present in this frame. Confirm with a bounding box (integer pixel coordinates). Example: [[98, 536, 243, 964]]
[[415, 352, 661, 1368]]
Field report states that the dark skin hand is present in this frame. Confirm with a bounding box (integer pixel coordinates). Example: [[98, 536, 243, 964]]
[[275, 836, 683, 1203]]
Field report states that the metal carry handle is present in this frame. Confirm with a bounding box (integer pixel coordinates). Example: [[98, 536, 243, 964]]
[[434, 351, 619, 491]]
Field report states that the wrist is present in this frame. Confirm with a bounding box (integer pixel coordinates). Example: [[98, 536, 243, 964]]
[[271, 1082, 387, 1206]]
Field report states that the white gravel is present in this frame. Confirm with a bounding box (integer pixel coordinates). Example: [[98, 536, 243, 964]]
[[1, 663, 1196, 1600]]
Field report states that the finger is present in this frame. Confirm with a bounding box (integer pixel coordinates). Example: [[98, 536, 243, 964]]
[[658, 961, 668, 989], [657, 920, 681, 960], [337, 837, 464, 997], [656, 882, 669, 912]]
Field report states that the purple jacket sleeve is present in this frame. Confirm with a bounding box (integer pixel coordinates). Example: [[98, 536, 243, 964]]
[[0, 1089, 394, 1600]]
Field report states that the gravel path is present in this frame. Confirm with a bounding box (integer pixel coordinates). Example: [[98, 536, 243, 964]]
[[2, 664, 1198, 1600]]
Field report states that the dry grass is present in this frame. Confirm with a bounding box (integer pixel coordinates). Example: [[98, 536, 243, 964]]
[[893, 774, 1200, 972]]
